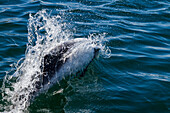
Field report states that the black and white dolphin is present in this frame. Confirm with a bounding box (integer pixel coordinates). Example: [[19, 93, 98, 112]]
[[8, 38, 100, 111], [36, 38, 100, 91]]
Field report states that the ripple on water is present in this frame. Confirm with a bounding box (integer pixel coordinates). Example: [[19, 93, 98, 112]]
[[0, 0, 170, 112]]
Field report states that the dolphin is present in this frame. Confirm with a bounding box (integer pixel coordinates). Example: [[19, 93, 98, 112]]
[[40, 38, 100, 90], [7, 38, 100, 111], [30, 38, 100, 97]]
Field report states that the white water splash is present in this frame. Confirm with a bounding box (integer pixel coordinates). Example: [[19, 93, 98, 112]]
[[1, 9, 111, 112]]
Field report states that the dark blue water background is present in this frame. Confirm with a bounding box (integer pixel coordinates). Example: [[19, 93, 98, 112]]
[[0, 0, 170, 112]]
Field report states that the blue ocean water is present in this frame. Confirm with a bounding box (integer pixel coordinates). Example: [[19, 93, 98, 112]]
[[0, 0, 170, 112]]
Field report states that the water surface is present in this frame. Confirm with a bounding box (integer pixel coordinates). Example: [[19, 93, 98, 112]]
[[0, 0, 170, 112]]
